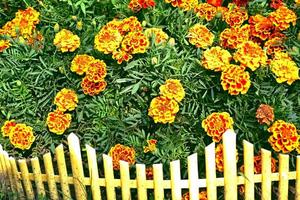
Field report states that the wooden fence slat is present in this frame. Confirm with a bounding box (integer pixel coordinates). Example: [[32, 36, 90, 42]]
[[31, 157, 46, 197], [243, 140, 254, 200], [205, 142, 217, 200], [170, 160, 181, 200], [86, 145, 101, 200], [55, 144, 71, 200], [278, 154, 289, 200], [0, 145, 4, 176], [188, 153, 199, 200], [18, 159, 34, 199], [103, 154, 116, 200], [153, 164, 164, 200], [68, 133, 87, 200], [136, 164, 147, 200], [296, 156, 300, 200], [0, 150, 9, 185], [223, 129, 237, 200], [3, 151, 14, 192], [9, 157, 25, 200], [261, 149, 271, 200], [120, 161, 131, 200], [43, 152, 59, 200]]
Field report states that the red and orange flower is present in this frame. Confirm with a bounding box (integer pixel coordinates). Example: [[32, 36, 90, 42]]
[[81, 77, 107, 96], [188, 24, 214, 49], [223, 3, 248, 27], [1, 120, 17, 137], [9, 124, 35, 150], [202, 46, 232, 72], [53, 29, 80, 52], [128, 0, 156, 12], [85, 60, 107, 83], [121, 31, 149, 54], [46, 110, 72, 135], [144, 139, 157, 153], [219, 25, 250, 49], [54, 88, 78, 112], [71, 54, 95, 75], [159, 79, 185, 102], [269, 6, 297, 31], [0, 40, 10, 52], [194, 3, 217, 21], [109, 144, 136, 170]]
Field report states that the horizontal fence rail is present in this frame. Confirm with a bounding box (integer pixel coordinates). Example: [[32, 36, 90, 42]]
[[0, 130, 300, 199]]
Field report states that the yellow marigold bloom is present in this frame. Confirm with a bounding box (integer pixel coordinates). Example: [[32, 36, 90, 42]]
[[221, 65, 251, 95], [148, 96, 180, 124], [215, 143, 238, 172], [54, 88, 78, 112], [268, 120, 299, 153], [112, 50, 133, 64], [94, 28, 123, 54], [86, 59, 107, 82], [0, 40, 10, 52], [159, 79, 185, 102], [269, 6, 297, 31], [296, 0, 300, 5], [9, 124, 35, 150], [71, 54, 95, 75], [188, 24, 214, 49], [269, 52, 299, 85], [223, 3, 248, 27], [249, 14, 274, 41], [121, 31, 149, 54], [81, 77, 107, 96], [109, 144, 136, 170], [144, 28, 169, 45], [46, 110, 72, 135], [264, 37, 284, 56], [220, 25, 250, 49], [165, 0, 198, 11], [143, 139, 157, 153], [1, 120, 17, 137], [194, 3, 217, 21], [120, 16, 143, 35], [202, 46, 232, 72], [53, 29, 80, 52], [202, 112, 234, 142], [233, 41, 267, 71], [181, 191, 208, 200]]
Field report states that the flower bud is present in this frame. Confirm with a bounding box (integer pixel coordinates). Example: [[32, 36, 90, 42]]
[[168, 38, 176, 46], [76, 21, 83, 30], [151, 57, 158, 65], [54, 23, 60, 32]]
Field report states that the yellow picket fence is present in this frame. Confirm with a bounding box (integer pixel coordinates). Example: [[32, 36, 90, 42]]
[[0, 129, 300, 200]]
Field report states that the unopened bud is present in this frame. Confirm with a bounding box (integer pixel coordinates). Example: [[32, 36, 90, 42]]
[[168, 38, 176, 46], [54, 23, 60, 32], [76, 21, 83, 30], [151, 57, 158, 65]]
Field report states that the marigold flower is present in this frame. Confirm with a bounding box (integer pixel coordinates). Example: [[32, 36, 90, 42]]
[[268, 120, 299, 153], [9, 124, 35, 150], [112, 50, 133, 64], [194, 3, 217, 21], [165, 0, 198, 11], [144, 139, 157, 153], [202, 46, 232, 72], [188, 24, 214, 49], [81, 77, 107, 96], [94, 28, 123, 54], [202, 112, 234, 142], [85, 59, 107, 82], [146, 166, 154, 179], [148, 96, 180, 124], [109, 144, 136, 170], [207, 0, 223, 7], [159, 79, 185, 102], [1, 120, 17, 137], [269, 6, 297, 31], [249, 15, 275, 40], [144, 28, 169, 45], [215, 143, 238, 172], [121, 31, 149, 54], [264, 37, 284, 56], [232, 0, 250, 6], [296, 0, 300, 5], [53, 29, 80, 52], [270, 0, 285, 9], [223, 4, 248, 27], [219, 25, 250, 49], [0, 40, 10, 52], [256, 104, 275, 125], [269, 52, 299, 85], [46, 110, 72, 135], [221, 65, 251, 95], [233, 41, 267, 71], [181, 191, 208, 200], [128, 0, 156, 12], [71, 54, 95, 75], [119, 16, 143, 35], [54, 88, 78, 112]]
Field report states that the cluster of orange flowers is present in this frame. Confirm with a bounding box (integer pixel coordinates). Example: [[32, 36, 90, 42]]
[[46, 88, 78, 135], [165, 0, 198, 11], [188, 24, 214, 49], [94, 17, 149, 64], [1, 120, 35, 150], [53, 29, 80, 52], [148, 79, 185, 124], [128, 0, 156, 12], [181, 191, 207, 200], [109, 144, 136, 170]]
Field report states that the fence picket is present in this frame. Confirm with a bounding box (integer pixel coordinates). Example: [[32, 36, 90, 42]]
[[31, 157, 46, 197], [136, 164, 147, 200], [3, 151, 14, 192], [9, 157, 25, 199], [223, 129, 237, 200], [153, 163, 164, 200], [296, 156, 300, 200], [86, 144, 101, 200], [120, 160, 131, 200], [0, 150, 9, 185], [170, 160, 181, 200], [0, 146, 4, 177], [43, 152, 59, 200], [278, 154, 289, 200], [103, 154, 116, 200], [18, 159, 34, 199], [188, 153, 199, 200], [205, 142, 217, 200], [261, 149, 271, 200], [243, 140, 254, 200]]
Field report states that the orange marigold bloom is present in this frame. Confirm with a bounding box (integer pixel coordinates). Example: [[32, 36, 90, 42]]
[[121, 31, 149, 54], [81, 77, 107, 96], [264, 37, 284, 56], [268, 120, 299, 153], [119, 16, 143, 35], [256, 104, 275, 125], [144, 28, 169, 45], [221, 65, 251, 95], [54, 88, 78, 112], [109, 144, 136, 170], [71, 54, 95, 75], [112, 50, 133, 64], [94, 27, 123, 54], [219, 25, 250, 49], [270, 0, 285, 9], [269, 6, 297, 31], [146, 166, 154, 179], [233, 41, 267, 71], [159, 79, 185, 102], [181, 191, 208, 200], [46, 110, 72, 135], [202, 112, 234, 142], [148, 96, 180, 124], [215, 143, 238, 172], [128, 0, 156, 12], [53, 29, 80, 52], [249, 15, 275, 40], [1, 120, 17, 137], [194, 3, 217, 21], [223, 3, 248, 27], [202, 46, 232, 72], [165, 0, 198, 11], [188, 24, 214, 49], [85, 59, 107, 82], [207, 0, 223, 7], [0, 40, 10, 52], [144, 139, 157, 153], [9, 124, 35, 150]]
